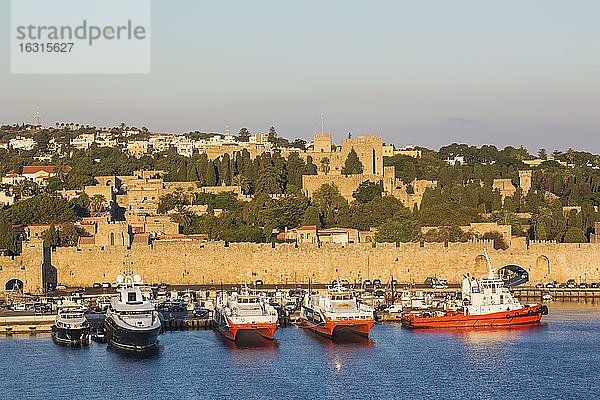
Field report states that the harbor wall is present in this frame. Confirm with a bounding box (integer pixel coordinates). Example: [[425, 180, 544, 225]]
[[0, 242, 44, 293], [46, 238, 600, 288]]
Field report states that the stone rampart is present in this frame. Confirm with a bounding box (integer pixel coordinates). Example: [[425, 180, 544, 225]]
[[48, 239, 600, 288]]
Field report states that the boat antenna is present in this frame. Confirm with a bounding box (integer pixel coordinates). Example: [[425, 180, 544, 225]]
[[483, 249, 495, 279]]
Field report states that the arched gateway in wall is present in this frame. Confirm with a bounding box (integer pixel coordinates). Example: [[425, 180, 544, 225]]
[[5, 278, 23, 291], [536, 255, 550, 278]]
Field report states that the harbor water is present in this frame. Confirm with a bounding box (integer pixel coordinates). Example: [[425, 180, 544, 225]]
[[1, 303, 598, 400]]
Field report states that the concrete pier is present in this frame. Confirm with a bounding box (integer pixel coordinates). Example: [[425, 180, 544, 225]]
[[0, 315, 54, 334]]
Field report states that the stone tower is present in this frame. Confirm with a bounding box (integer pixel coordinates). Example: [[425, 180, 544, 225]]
[[519, 170, 532, 194], [313, 134, 333, 153]]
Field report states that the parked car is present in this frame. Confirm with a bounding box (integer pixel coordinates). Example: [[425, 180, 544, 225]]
[[545, 282, 555, 288], [579, 283, 588, 288], [254, 280, 264, 286], [193, 306, 209, 318], [434, 279, 449, 289], [566, 279, 577, 288], [101, 282, 110, 288], [373, 279, 382, 288], [591, 282, 599, 288], [34, 303, 51, 313], [92, 282, 102, 288], [535, 283, 544, 289], [55, 283, 67, 290]]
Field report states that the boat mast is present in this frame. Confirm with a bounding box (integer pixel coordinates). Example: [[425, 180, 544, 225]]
[[483, 249, 495, 279]]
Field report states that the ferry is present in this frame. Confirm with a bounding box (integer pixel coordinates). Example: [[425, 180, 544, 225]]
[[402, 250, 548, 329], [301, 282, 375, 339], [212, 287, 279, 341], [104, 274, 161, 351], [52, 304, 90, 346]]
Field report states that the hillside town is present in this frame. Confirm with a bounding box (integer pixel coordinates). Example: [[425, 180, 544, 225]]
[[2, 122, 600, 256]]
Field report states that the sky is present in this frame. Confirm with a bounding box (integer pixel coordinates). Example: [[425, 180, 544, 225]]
[[0, 0, 599, 153]]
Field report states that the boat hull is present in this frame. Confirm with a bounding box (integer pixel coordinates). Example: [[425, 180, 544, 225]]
[[52, 325, 90, 346], [401, 304, 548, 329], [301, 314, 374, 339], [215, 321, 278, 341], [104, 316, 161, 351]]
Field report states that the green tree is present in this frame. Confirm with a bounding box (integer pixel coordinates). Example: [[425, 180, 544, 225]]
[[58, 223, 87, 247], [319, 157, 330, 175], [342, 148, 363, 175], [302, 206, 321, 228], [238, 127, 251, 142], [0, 213, 17, 254], [170, 205, 194, 232], [43, 224, 60, 248], [9, 194, 77, 225], [268, 126, 277, 143], [205, 161, 217, 186], [89, 194, 107, 216], [563, 227, 586, 243], [375, 220, 419, 243], [353, 180, 383, 203]]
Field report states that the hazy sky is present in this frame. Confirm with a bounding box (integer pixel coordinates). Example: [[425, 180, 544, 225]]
[[1, 0, 599, 152]]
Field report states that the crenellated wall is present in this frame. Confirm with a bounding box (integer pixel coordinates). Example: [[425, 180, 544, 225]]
[[47, 239, 600, 288]]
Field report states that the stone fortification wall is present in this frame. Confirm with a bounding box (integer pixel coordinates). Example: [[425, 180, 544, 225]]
[[50, 239, 600, 288], [0, 243, 44, 293]]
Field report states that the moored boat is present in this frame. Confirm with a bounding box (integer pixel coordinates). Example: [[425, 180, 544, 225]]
[[402, 251, 548, 329], [52, 304, 90, 346], [301, 282, 375, 339], [104, 274, 161, 351], [212, 287, 279, 341]]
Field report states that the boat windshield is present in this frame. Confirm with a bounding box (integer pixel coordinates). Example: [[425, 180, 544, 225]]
[[331, 294, 352, 301], [238, 297, 259, 303], [61, 313, 83, 319]]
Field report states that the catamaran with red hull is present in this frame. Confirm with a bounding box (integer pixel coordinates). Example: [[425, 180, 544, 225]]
[[213, 287, 279, 341], [301, 282, 374, 339], [402, 250, 548, 329]]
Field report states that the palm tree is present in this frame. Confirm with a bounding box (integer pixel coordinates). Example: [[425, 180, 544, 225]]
[[54, 163, 70, 183], [170, 205, 193, 230], [320, 157, 330, 175], [233, 174, 251, 195], [89, 194, 107, 216]]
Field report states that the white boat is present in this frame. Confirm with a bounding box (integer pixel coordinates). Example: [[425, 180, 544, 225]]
[[301, 282, 375, 339], [52, 304, 90, 346], [104, 274, 161, 351], [212, 286, 278, 341]]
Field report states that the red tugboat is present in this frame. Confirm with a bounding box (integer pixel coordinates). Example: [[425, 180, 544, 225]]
[[402, 251, 548, 329], [301, 282, 375, 339]]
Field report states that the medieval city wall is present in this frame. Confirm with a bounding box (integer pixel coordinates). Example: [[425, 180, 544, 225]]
[[0, 243, 44, 293], [48, 239, 600, 288]]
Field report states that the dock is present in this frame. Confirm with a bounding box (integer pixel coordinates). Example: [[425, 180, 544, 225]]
[[0, 314, 54, 334], [512, 287, 600, 303]]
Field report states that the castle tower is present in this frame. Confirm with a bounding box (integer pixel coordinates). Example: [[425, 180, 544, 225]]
[[519, 170, 532, 194], [313, 134, 332, 153]]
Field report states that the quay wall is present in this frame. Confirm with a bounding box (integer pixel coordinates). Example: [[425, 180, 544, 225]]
[[48, 239, 600, 288]]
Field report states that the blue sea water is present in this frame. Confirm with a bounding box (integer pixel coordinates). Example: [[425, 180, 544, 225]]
[[0, 303, 598, 400]]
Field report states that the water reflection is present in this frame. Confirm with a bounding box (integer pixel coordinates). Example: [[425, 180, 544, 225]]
[[407, 323, 546, 344], [106, 342, 162, 360], [300, 327, 374, 348]]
